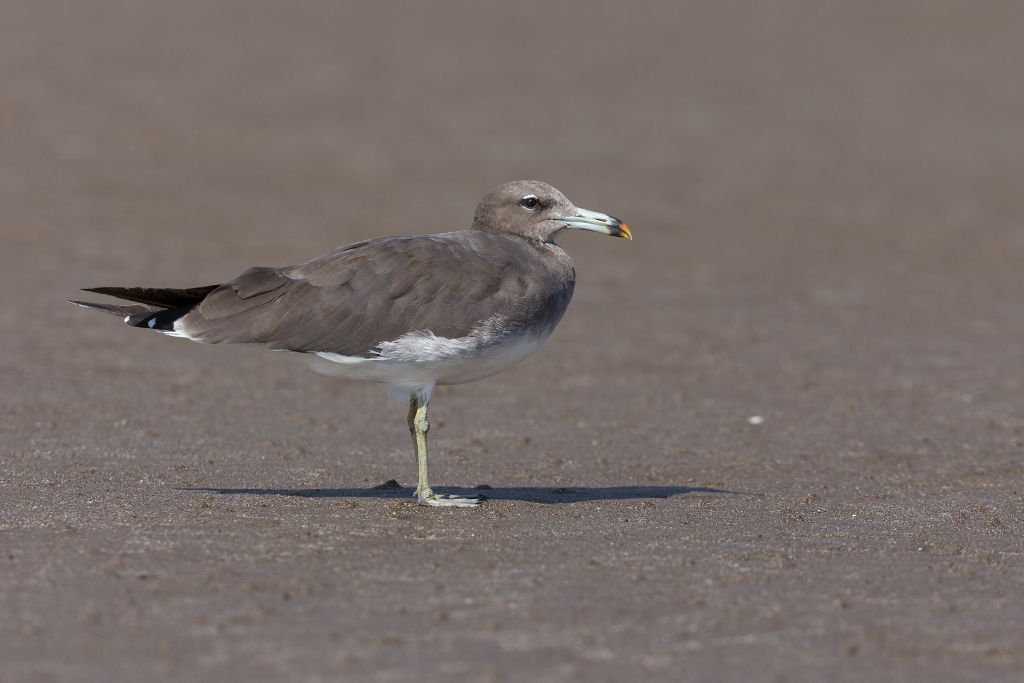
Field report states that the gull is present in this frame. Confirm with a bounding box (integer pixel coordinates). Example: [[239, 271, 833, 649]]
[[71, 180, 630, 507]]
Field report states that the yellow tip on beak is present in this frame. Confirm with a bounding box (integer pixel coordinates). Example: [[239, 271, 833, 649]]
[[557, 208, 632, 240]]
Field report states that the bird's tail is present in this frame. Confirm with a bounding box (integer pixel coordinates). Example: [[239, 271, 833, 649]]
[[69, 285, 220, 332]]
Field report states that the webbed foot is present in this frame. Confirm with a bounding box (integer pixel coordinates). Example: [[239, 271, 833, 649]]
[[417, 490, 484, 508]]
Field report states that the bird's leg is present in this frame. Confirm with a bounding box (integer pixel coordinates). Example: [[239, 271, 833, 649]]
[[408, 392, 481, 508], [407, 395, 421, 498]]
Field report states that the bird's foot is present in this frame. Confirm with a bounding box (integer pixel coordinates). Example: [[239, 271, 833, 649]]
[[417, 489, 484, 508]]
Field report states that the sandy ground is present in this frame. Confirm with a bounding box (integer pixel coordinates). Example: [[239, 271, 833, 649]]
[[2, 1, 1024, 681]]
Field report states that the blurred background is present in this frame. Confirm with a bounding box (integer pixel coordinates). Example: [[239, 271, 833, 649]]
[[2, 1, 1024, 680], [5, 0, 1023, 437]]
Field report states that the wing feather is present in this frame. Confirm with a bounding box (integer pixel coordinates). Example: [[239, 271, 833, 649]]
[[82, 285, 220, 309], [175, 232, 560, 356]]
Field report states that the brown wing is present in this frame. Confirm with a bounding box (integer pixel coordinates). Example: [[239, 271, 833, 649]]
[[81, 285, 221, 308], [176, 232, 553, 357]]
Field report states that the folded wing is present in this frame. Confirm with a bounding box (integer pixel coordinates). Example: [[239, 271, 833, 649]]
[[175, 232, 540, 357]]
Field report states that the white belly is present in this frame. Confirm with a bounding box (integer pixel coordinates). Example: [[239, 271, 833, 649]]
[[279, 326, 552, 395]]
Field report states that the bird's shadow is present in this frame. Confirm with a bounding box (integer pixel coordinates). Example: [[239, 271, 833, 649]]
[[186, 482, 752, 504]]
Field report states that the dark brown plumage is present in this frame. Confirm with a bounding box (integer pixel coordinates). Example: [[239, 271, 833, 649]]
[[173, 231, 575, 358]]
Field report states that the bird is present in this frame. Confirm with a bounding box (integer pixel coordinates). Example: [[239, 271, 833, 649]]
[[70, 180, 631, 507]]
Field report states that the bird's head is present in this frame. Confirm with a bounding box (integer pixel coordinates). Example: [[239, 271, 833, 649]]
[[471, 180, 631, 244]]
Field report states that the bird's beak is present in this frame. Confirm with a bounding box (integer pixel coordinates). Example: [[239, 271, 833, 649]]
[[556, 208, 632, 240]]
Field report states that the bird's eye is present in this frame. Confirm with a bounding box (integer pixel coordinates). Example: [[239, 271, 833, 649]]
[[520, 195, 539, 209]]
